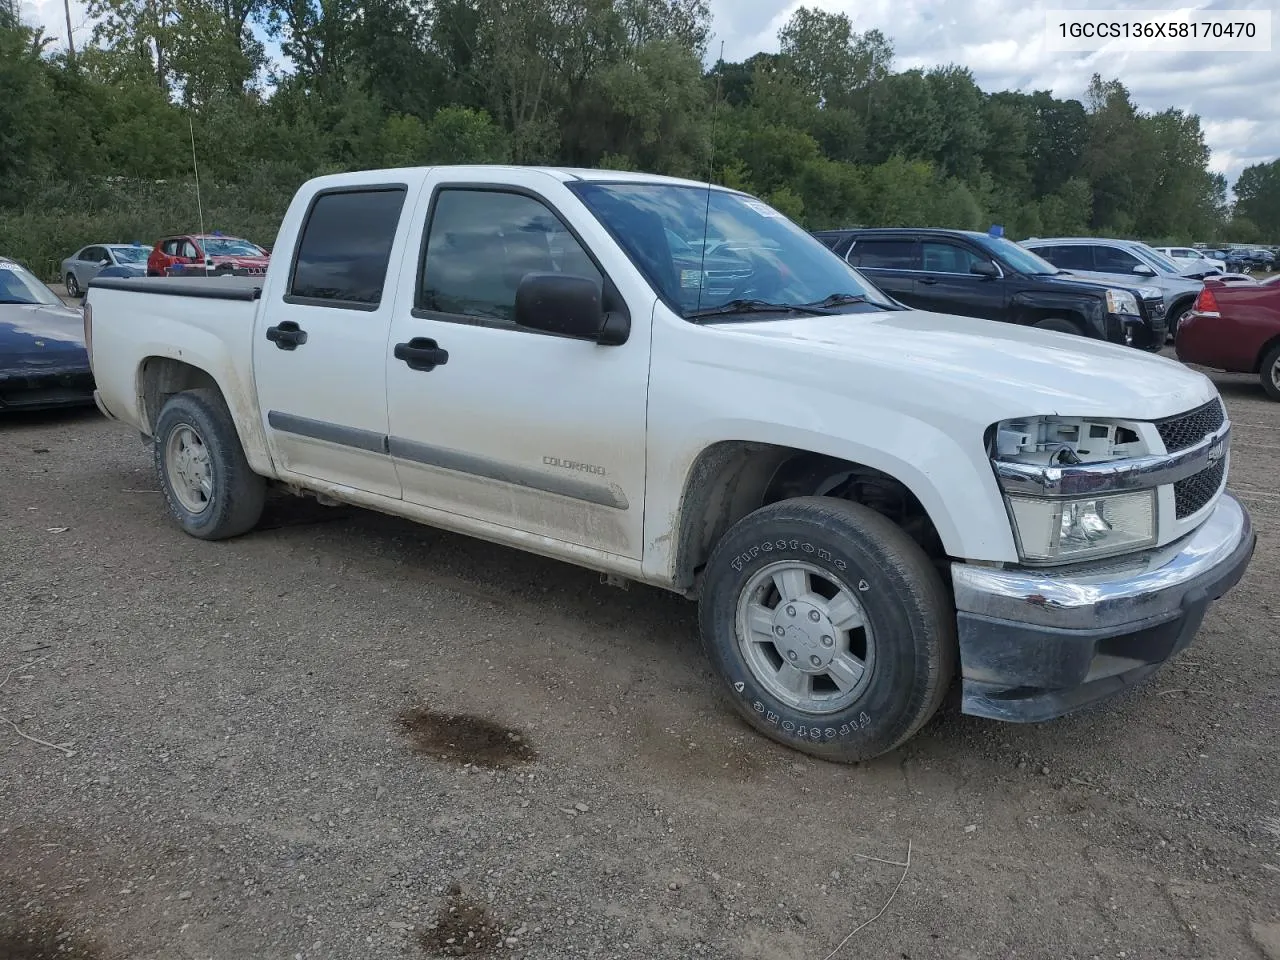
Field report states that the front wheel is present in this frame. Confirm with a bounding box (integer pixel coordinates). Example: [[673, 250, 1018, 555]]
[[698, 497, 955, 763], [1260, 342, 1280, 402], [154, 388, 266, 540]]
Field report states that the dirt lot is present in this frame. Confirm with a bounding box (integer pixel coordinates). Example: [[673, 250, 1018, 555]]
[[1, 366, 1278, 960]]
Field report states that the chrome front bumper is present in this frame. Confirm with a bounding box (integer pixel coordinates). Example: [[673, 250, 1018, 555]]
[[951, 493, 1255, 722]]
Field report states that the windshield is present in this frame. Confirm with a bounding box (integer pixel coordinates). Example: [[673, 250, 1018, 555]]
[[109, 245, 149, 263], [990, 238, 1060, 275], [201, 237, 265, 257], [569, 182, 897, 317], [1132, 243, 1181, 273], [0, 264, 62, 306]]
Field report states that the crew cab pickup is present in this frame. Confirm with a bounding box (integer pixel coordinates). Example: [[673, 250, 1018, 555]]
[[812, 227, 1167, 350], [84, 166, 1256, 762]]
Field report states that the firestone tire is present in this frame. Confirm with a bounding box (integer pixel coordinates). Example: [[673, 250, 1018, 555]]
[[698, 496, 955, 763], [154, 388, 266, 540]]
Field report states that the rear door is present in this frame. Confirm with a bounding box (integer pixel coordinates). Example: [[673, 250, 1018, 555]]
[[845, 236, 920, 303], [252, 182, 418, 499], [913, 239, 1009, 320]]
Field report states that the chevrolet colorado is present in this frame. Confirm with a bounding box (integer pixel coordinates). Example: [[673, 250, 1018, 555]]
[[84, 165, 1256, 762]]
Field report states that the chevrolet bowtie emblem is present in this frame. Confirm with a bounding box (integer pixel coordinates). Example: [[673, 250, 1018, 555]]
[[1206, 441, 1225, 466]]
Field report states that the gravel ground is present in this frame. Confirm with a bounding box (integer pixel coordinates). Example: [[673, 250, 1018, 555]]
[[1, 363, 1278, 960]]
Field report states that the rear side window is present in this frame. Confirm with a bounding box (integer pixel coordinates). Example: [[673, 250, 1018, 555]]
[[1038, 245, 1093, 271], [849, 238, 919, 269], [289, 187, 407, 308]]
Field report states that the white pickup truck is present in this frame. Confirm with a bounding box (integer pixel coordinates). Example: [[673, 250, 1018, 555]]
[[84, 165, 1256, 762]]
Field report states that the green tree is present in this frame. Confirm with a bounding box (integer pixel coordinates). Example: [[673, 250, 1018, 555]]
[[1234, 160, 1280, 238]]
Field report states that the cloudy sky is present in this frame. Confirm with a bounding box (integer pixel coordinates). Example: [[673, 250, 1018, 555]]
[[23, 0, 1279, 188]]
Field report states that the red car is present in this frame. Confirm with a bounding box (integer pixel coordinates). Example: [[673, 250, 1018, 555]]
[[1176, 277, 1280, 401], [147, 233, 270, 277]]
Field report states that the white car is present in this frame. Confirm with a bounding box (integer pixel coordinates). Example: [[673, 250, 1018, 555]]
[[82, 165, 1256, 762], [1155, 246, 1227, 272]]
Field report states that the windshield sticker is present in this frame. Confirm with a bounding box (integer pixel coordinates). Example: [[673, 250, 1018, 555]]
[[743, 200, 783, 218], [680, 269, 703, 289]]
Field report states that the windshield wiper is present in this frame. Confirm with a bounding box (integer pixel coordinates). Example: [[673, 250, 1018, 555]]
[[686, 298, 834, 320], [803, 293, 871, 308]]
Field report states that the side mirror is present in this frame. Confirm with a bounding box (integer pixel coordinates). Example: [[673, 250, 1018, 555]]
[[1132, 264, 1157, 276], [514, 273, 629, 345], [970, 260, 999, 278], [99, 258, 110, 266]]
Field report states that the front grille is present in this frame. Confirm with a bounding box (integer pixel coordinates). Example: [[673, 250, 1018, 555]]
[[1155, 400, 1225, 453], [1174, 459, 1226, 519]]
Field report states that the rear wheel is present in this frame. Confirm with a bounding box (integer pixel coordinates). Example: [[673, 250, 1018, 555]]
[[154, 388, 265, 540], [698, 497, 955, 763], [1034, 317, 1083, 336], [64, 273, 81, 298], [1261, 342, 1280, 402]]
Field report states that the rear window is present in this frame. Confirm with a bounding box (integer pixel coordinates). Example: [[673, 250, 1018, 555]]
[[289, 187, 407, 307], [849, 238, 919, 270]]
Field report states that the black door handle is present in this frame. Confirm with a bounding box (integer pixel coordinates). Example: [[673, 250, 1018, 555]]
[[394, 337, 449, 372], [266, 321, 308, 350], [918, 277, 938, 285]]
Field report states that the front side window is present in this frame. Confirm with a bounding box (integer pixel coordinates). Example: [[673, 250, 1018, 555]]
[[921, 241, 988, 274], [570, 182, 897, 317], [1094, 245, 1143, 273], [419, 189, 603, 325], [290, 187, 407, 306]]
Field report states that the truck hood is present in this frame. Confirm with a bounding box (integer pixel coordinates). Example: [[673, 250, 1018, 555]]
[[713, 308, 1217, 422]]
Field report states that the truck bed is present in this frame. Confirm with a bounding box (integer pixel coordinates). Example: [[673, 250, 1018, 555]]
[[89, 275, 262, 301]]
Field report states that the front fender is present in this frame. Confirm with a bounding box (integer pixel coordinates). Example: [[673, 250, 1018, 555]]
[[641, 411, 1017, 586], [1011, 290, 1106, 338]]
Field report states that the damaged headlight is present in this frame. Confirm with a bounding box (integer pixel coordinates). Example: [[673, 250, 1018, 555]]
[[991, 416, 1158, 564], [1105, 289, 1140, 316]]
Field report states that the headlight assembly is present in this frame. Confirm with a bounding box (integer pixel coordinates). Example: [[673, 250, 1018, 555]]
[[1006, 491, 1157, 562], [991, 415, 1159, 564], [1105, 288, 1140, 316]]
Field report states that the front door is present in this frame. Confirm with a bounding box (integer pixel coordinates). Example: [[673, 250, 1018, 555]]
[[252, 183, 417, 499], [913, 239, 1008, 320], [384, 171, 650, 559]]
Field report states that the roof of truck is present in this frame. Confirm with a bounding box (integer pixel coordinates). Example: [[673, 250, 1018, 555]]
[[301, 165, 744, 194]]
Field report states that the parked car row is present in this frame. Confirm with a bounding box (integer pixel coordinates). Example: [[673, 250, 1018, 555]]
[[811, 227, 1169, 350], [59, 233, 270, 298]]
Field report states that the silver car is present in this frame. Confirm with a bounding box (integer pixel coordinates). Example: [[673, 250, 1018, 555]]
[[60, 243, 150, 298], [1021, 237, 1205, 337]]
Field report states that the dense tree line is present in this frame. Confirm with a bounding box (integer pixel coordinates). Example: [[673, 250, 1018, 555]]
[[1, 0, 1275, 275]]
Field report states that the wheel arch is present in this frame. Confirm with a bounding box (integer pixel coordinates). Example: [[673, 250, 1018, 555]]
[[1252, 333, 1280, 375], [668, 440, 969, 597], [135, 355, 275, 476]]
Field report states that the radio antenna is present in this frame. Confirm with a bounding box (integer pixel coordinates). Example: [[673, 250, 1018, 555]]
[[696, 39, 726, 314], [188, 115, 207, 271]]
